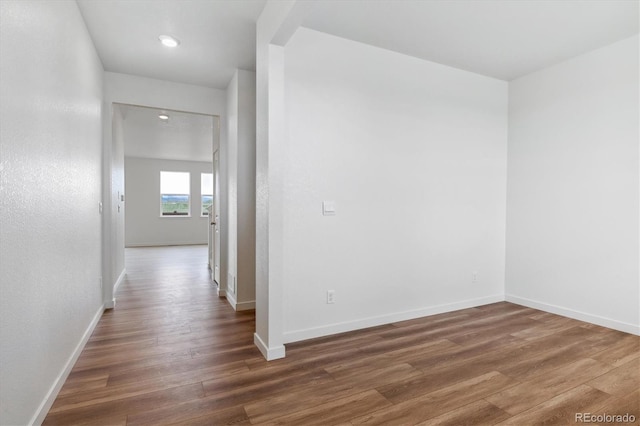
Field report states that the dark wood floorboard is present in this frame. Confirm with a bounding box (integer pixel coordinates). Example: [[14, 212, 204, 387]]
[[44, 245, 640, 425]]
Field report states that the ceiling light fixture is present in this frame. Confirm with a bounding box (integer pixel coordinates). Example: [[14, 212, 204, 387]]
[[158, 34, 180, 48], [158, 113, 170, 121]]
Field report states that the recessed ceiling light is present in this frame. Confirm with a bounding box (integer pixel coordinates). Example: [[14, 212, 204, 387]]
[[158, 114, 170, 121], [158, 35, 180, 48]]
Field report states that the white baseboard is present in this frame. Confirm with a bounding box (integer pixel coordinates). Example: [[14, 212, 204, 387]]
[[113, 268, 126, 296], [254, 332, 286, 361], [283, 294, 505, 344], [31, 303, 105, 425], [103, 268, 126, 310], [224, 290, 256, 312], [225, 290, 237, 310], [506, 294, 640, 336], [236, 300, 256, 311]]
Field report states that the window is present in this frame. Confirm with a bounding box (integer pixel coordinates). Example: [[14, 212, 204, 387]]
[[160, 171, 190, 216], [201, 173, 213, 216]]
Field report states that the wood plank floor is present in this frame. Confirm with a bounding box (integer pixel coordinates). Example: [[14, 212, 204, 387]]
[[45, 245, 639, 425]]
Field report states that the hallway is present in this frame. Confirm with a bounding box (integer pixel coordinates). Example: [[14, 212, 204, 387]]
[[43, 245, 259, 425]]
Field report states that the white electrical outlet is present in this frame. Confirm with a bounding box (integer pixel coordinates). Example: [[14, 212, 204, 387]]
[[327, 290, 335, 304], [472, 271, 478, 283]]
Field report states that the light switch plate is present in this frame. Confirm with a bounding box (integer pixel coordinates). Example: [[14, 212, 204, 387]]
[[322, 201, 336, 216]]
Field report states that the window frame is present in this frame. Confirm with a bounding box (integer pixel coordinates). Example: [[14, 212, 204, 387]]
[[160, 171, 191, 217]]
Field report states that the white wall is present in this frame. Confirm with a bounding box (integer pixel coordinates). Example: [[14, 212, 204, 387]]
[[103, 72, 228, 302], [282, 28, 508, 342], [105, 72, 226, 116], [255, 0, 302, 360], [506, 35, 640, 334], [0, 1, 104, 424], [125, 157, 212, 246], [111, 104, 126, 295], [227, 72, 239, 299], [226, 69, 257, 311], [236, 71, 257, 310]]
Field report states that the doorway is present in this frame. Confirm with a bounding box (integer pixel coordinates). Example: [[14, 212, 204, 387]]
[[108, 103, 220, 302]]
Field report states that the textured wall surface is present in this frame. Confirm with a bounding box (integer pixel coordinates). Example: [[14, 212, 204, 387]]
[[506, 35, 639, 333], [236, 70, 257, 308], [0, 1, 104, 424], [227, 72, 239, 297], [254, 0, 295, 359], [226, 69, 257, 309], [282, 28, 508, 342]]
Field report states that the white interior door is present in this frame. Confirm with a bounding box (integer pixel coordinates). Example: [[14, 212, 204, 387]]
[[213, 150, 221, 285]]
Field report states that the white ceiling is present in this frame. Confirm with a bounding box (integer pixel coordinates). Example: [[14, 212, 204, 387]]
[[117, 104, 215, 162], [302, 0, 639, 81], [82, 0, 637, 162], [78, 0, 638, 89], [77, 0, 267, 89]]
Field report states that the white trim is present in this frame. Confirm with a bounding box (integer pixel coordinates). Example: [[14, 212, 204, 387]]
[[236, 300, 256, 311], [254, 333, 286, 361], [226, 289, 238, 310], [506, 294, 640, 336], [113, 268, 126, 296], [31, 304, 105, 425], [217, 287, 226, 297], [283, 294, 505, 343], [224, 287, 256, 312]]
